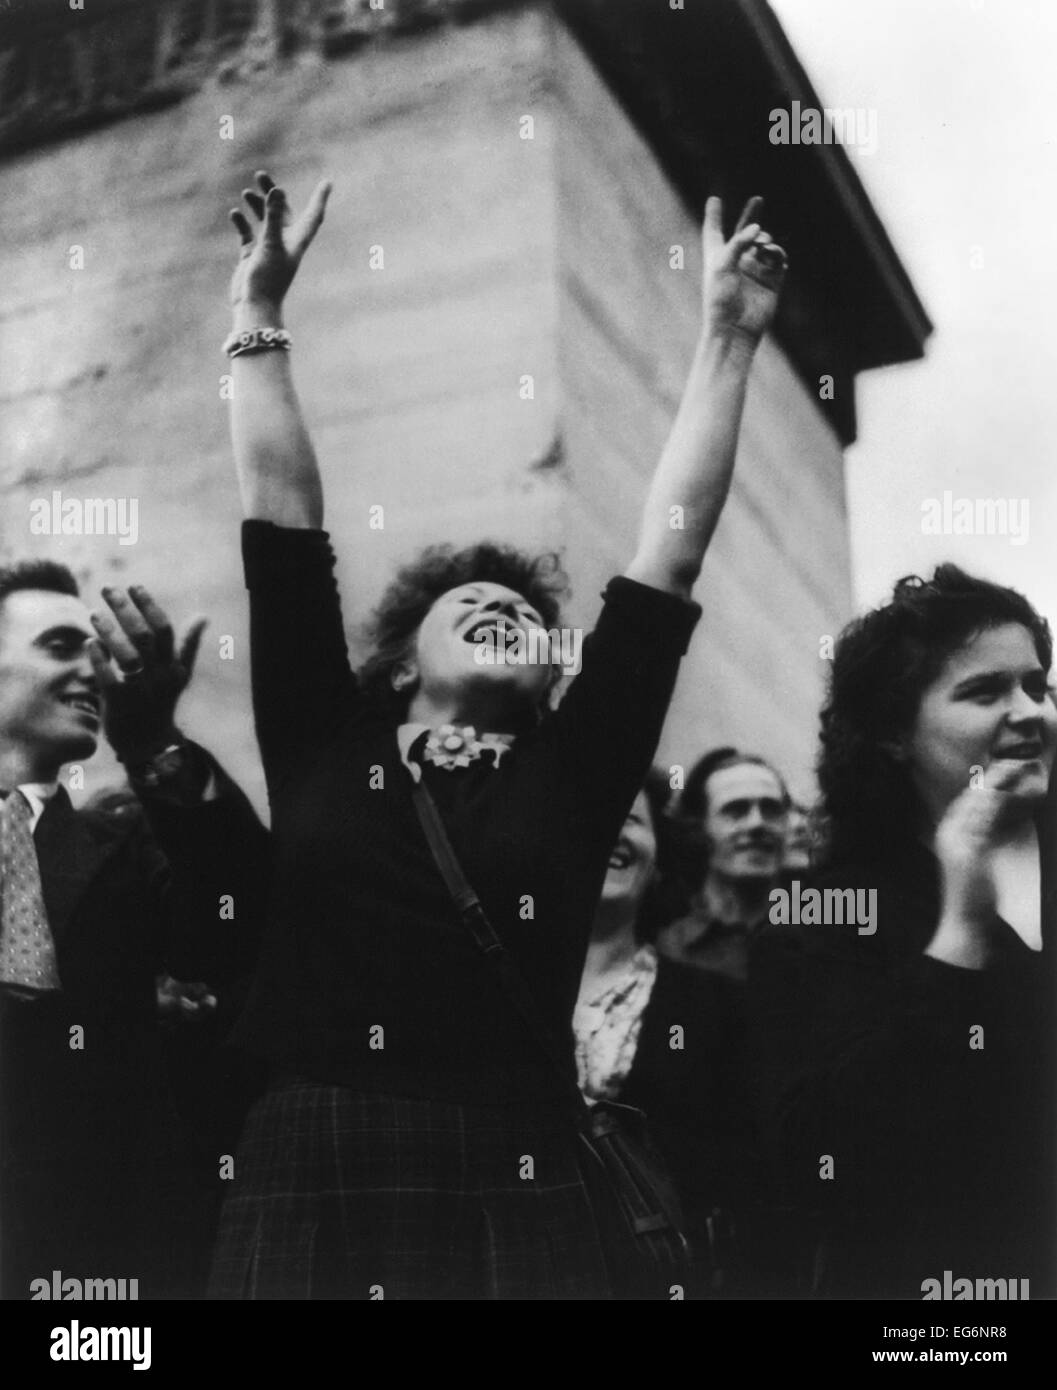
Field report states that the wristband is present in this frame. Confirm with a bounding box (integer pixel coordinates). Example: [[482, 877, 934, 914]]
[[125, 741, 187, 790], [223, 327, 292, 358]]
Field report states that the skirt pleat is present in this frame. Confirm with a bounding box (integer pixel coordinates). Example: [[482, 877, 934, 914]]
[[208, 1079, 613, 1300]]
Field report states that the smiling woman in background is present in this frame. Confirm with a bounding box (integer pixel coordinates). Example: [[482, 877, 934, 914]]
[[576, 768, 792, 1298], [754, 566, 1057, 1300], [208, 170, 787, 1299]]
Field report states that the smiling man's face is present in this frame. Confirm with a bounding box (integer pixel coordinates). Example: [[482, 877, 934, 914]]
[[0, 589, 101, 780], [702, 763, 789, 885]]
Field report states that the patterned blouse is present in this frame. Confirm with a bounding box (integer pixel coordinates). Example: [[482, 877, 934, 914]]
[[574, 944, 659, 1101]]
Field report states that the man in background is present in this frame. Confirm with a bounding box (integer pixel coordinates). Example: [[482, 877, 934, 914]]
[[656, 746, 793, 1294], [659, 746, 790, 979]]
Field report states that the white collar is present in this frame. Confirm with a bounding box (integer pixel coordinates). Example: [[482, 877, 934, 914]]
[[14, 782, 60, 834], [396, 724, 427, 782]]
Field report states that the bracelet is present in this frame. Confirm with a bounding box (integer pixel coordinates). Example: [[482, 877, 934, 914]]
[[125, 741, 187, 790], [223, 327, 292, 358]]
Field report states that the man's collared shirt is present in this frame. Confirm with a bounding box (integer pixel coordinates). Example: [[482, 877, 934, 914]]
[[657, 898, 758, 982], [10, 782, 59, 835]]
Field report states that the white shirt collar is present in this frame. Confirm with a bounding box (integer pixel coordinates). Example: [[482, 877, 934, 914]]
[[16, 782, 60, 834], [396, 724, 428, 783]]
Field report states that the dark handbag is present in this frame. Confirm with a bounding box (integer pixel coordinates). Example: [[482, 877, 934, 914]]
[[578, 1097, 690, 1299], [411, 780, 690, 1299]]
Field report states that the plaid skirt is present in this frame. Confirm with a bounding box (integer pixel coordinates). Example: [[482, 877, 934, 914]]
[[208, 1078, 615, 1300]]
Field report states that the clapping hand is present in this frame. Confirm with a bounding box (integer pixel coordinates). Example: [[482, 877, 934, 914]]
[[88, 586, 207, 766], [156, 974, 218, 1029], [929, 759, 1037, 968]]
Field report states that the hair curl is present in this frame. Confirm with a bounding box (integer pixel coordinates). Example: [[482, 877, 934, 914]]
[[359, 542, 569, 720], [632, 767, 690, 943], [817, 564, 1053, 868]]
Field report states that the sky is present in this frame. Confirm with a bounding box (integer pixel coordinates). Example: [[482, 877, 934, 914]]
[[769, 0, 1057, 625]]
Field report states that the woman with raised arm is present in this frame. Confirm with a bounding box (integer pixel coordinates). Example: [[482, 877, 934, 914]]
[[753, 568, 1057, 1299], [213, 170, 785, 1299]]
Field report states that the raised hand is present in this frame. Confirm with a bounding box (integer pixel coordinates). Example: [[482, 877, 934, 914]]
[[87, 586, 207, 765], [229, 169, 332, 311], [701, 195, 787, 344], [928, 759, 1035, 968]]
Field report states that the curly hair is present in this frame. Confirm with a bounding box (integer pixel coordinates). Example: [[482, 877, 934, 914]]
[[631, 767, 690, 943], [358, 541, 570, 720], [817, 564, 1053, 868]]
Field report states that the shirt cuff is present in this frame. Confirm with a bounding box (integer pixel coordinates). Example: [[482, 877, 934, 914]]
[[600, 576, 702, 656]]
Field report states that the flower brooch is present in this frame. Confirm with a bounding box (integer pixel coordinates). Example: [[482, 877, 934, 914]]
[[421, 724, 512, 771]]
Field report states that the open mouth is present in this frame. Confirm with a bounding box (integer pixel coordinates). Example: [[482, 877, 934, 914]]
[[59, 692, 100, 719], [462, 617, 518, 645], [607, 844, 633, 870], [996, 742, 1044, 761]]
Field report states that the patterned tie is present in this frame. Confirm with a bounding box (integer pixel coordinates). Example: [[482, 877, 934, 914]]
[[0, 790, 61, 993]]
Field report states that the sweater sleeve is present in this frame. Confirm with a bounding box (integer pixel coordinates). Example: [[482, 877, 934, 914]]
[[142, 744, 271, 989], [751, 910, 1010, 1218], [539, 576, 700, 842], [242, 520, 358, 794]]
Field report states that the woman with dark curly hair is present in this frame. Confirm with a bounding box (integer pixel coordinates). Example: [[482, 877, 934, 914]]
[[754, 565, 1057, 1299], [211, 169, 786, 1299]]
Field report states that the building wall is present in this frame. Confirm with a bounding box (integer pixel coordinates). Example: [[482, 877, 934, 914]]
[[0, 3, 849, 812], [551, 16, 851, 799]]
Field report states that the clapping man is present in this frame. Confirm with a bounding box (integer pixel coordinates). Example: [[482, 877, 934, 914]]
[[0, 562, 265, 1299]]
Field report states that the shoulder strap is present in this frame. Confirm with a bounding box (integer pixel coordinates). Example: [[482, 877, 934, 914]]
[[411, 781, 591, 1121]]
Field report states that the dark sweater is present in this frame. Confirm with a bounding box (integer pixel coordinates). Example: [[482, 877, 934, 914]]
[[1, 760, 265, 1299], [751, 834, 1057, 1299], [231, 522, 699, 1105], [621, 956, 764, 1226]]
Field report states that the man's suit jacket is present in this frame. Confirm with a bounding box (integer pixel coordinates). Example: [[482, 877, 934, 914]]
[[0, 752, 268, 1300]]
